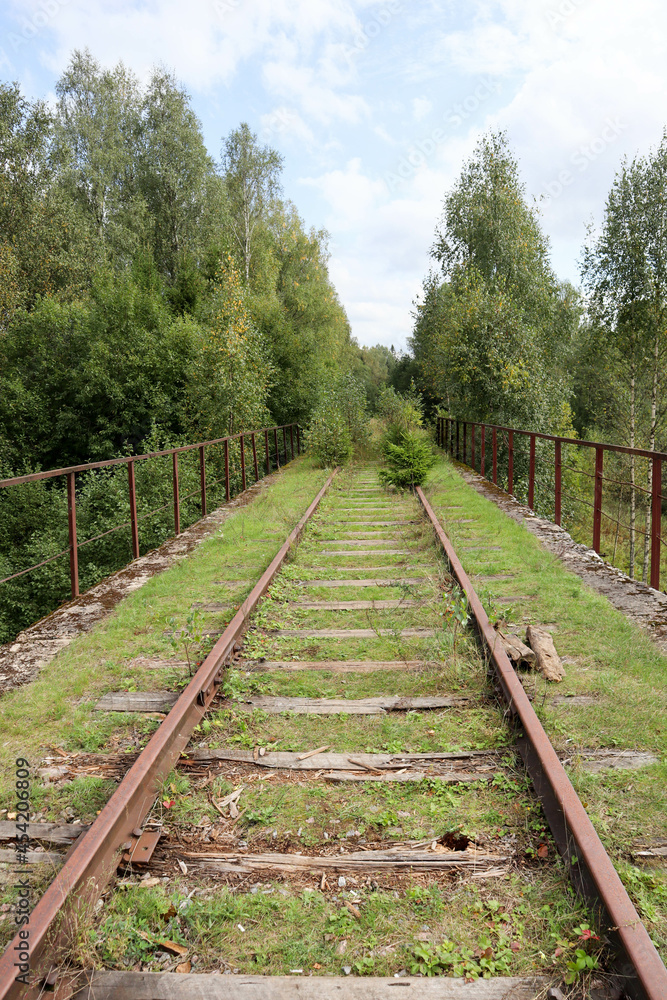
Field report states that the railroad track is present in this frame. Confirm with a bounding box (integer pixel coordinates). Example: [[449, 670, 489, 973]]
[[1, 466, 666, 999]]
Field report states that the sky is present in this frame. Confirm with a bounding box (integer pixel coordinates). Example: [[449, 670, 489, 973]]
[[2, 0, 667, 352]]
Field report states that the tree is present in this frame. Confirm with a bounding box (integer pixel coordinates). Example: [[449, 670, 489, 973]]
[[412, 131, 576, 430], [582, 136, 667, 579], [222, 122, 283, 283]]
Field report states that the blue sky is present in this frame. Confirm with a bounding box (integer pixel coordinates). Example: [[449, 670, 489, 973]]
[[2, 0, 667, 350]]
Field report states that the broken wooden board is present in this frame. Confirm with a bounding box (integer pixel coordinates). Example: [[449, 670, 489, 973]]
[[297, 577, 430, 587], [319, 549, 411, 556], [291, 600, 422, 610], [73, 972, 551, 1000], [189, 748, 492, 780], [0, 821, 88, 844], [526, 625, 565, 682], [95, 691, 179, 713], [492, 626, 536, 666], [328, 520, 414, 526], [245, 660, 424, 673], [0, 848, 63, 866], [563, 749, 659, 772], [182, 846, 508, 875], [271, 628, 437, 638], [319, 539, 409, 547], [234, 695, 466, 715]]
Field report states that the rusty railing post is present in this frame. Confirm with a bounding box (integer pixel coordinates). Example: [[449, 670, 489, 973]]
[[480, 425, 486, 478], [456, 420, 460, 461], [283, 425, 288, 463], [67, 472, 79, 599], [240, 435, 246, 491], [296, 425, 301, 454], [528, 433, 536, 509], [471, 422, 475, 470], [508, 431, 514, 495], [593, 446, 603, 553], [252, 432, 259, 482], [225, 438, 230, 501], [463, 422, 467, 464], [172, 453, 181, 535], [274, 428, 280, 468], [265, 429, 270, 473], [555, 440, 562, 525], [199, 445, 207, 517], [290, 424, 295, 460], [128, 462, 139, 560], [492, 427, 498, 484], [651, 456, 662, 591]]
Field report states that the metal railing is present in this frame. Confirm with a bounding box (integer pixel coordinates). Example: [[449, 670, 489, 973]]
[[437, 416, 666, 591], [0, 423, 301, 601]]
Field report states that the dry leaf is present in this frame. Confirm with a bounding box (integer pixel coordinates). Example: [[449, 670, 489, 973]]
[[537, 844, 548, 859], [158, 939, 188, 956], [138, 877, 161, 888], [344, 901, 361, 919], [177, 859, 188, 874], [176, 961, 191, 973]]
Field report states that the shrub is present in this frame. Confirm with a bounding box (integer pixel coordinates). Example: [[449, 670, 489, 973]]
[[379, 429, 436, 489], [307, 407, 353, 467]]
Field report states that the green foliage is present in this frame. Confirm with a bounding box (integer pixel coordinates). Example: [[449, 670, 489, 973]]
[[379, 430, 435, 489], [306, 373, 368, 467]]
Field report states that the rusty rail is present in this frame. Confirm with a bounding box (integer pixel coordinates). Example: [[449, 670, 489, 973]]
[[0, 423, 302, 600], [417, 484, 667, 1000], [437, 417, 665, 590], [0, 467, 338, 1000]]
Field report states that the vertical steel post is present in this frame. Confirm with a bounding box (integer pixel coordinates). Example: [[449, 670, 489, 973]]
[[480, 425, 486, 478], [296, 425, 301, 455], [283, 426, 288, 463], [290, 424, 295, 460], [456, 420, 460, 461], [471, 422, 475, 470], [555, 440, 562, 526], [274, 428, 280, 468], [240, 435, 246, 491], [172, 453, 181, 535], [463, 422, 467, 464], [528, 434, 536, 509], [67, 471, 79, 599], [593, 446, 603, 553], [651, 456, 662, 591], [252, 433, 259, 481], [507, 431, 514, 494], [265, 429, 270, 474], [199, 445, 207, 517], [224, 439, 230, 501], [492, 428, 498, 484], [128, 461, 139, 560]]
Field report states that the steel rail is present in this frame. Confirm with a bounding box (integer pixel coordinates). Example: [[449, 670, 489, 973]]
[[0, 468, 339, 1000], [416, 485, 667, 1000]]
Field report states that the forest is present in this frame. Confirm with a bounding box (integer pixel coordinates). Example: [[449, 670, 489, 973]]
[[0, 50, 399, 641], [409, 129, 667, 585]]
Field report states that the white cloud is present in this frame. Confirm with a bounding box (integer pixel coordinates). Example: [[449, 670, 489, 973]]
[[412, 96, 432, 121]]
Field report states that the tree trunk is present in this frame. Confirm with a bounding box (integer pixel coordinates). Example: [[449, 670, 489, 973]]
[[642, 328, 660, 581], [629, 365, 636, 579]]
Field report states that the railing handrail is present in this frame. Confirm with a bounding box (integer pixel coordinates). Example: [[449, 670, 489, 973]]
[[436, 416, 663, 591], [440, 417, 667, 463], [0, 424, 297, 489]]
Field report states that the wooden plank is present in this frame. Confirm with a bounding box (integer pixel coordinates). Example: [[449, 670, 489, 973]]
[[460, 545, 502, 551], [74, 971, 550, 1000], [245, 660, 424, 673], [300, 568, 432, 576], [95, 691, 179, 713], [526, 625, 565, 682], [0, 821, 87, 844], [236, 695, 465, 714], [328, 520, 414, 526], [319, 549, 411, 556], [272, 628, 437, 638], [0, 848, 63, 866], [183, 847, 508, 873], [297, 578, 429, 588], [190, 748, 487, 771], [319, 539, 408, 547], [292, 600, 422, 610]]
